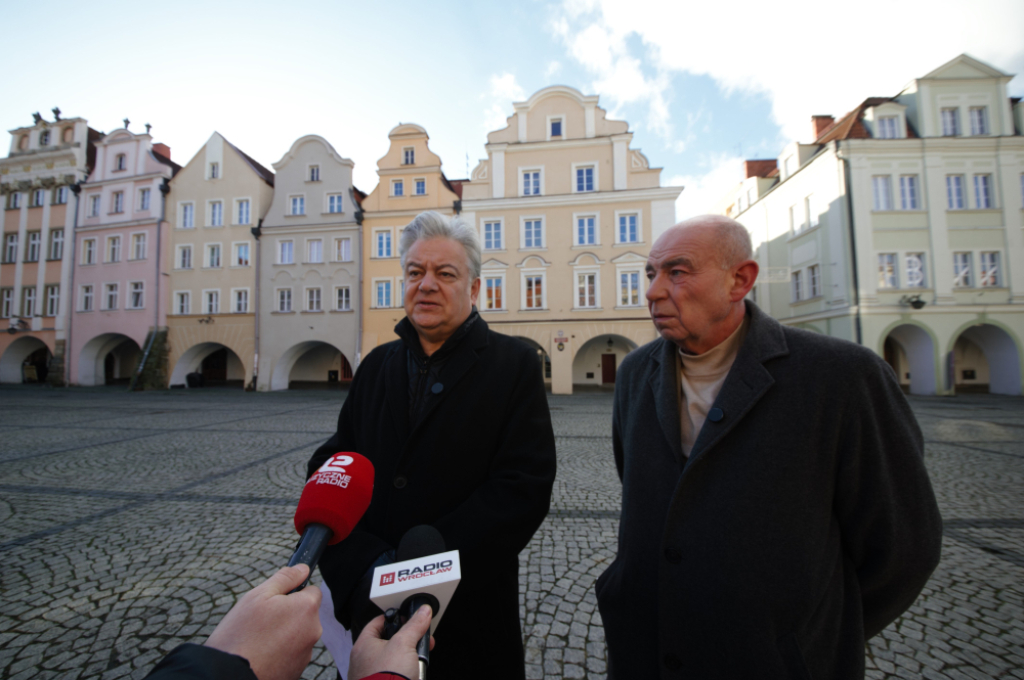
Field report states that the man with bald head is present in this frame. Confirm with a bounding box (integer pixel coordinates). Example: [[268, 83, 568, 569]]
[[595, 215, 941, 679]]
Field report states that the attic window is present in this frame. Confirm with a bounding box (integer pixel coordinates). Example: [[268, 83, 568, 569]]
[[309, 165, 320, 181], [115, 153, 127, 171], [209, 162, 219, 179], [877, 117, 899, 139], [39, 130, 50, 146], [403, 147, 415, 165], [969, 107, 989, 136], [551, 119, 563, 137]]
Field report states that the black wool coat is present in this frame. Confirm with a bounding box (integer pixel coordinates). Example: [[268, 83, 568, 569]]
[[308, 316, 556, 680], [598, 301, 943, 680]]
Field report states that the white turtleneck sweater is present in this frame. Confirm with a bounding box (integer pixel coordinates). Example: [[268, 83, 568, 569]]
[[678, 315, 749, 457]]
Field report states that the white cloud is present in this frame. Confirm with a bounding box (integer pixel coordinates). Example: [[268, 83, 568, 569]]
[[482, 72, 526, 133], [666, 153, 746, 229], [545, 60, 563, 79]]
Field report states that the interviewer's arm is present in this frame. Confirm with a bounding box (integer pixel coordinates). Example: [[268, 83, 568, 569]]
[[349, 605, 435, 680]]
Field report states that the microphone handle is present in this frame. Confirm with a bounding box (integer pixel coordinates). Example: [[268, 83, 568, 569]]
[[288, 523, 333, 592]]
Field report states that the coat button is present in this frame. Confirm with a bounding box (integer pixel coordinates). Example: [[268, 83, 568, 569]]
[[393, 476, 407, 489], [431, 382, 444, 394], [663, 547, 681, 564], [707, 407, 724, 422], [663, 653, 681, 670]]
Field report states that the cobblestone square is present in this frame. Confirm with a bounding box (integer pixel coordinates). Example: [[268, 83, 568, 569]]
[[1, 386, 1022, 680]]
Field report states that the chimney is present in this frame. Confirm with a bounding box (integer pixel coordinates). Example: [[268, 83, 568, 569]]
[[744, 159, 778, 179], [152, 143, 171, 160], [812, 115, 835, 140]]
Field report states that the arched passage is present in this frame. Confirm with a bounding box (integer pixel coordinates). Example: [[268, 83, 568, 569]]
[[169, 342, 246, 388], [78, 333, 142, 386], [512, 336, 552, 383], [882, 324, 937, 395], [0, 336, 52, 384], [572, 334, 638, 387], [270, 341, 352, 391], [950, 323, 1022, 396]]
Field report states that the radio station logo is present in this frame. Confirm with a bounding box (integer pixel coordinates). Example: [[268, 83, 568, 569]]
[[313, 454, 355, 488], [380, 572, 396, 586]]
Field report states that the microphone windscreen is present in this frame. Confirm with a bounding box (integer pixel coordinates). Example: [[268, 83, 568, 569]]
[[396, 525, 446, 562], [294, 452, 374, 545]]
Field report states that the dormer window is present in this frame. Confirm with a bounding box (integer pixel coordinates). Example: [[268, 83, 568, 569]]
[[877, 117, 899, 139], [62, 127, 74, 143], [115, 153, 127, 171], [18, 135, 29, 151], [941, 109, 960, 136], [403, 147, 415, 165], [209, 162, 219, 179], [969, 107, 988, 136], [551, 119, 563, 137], [309, 165, 320, 181], [39, 130, 50, 146]]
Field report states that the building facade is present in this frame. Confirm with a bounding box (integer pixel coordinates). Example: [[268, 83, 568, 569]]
[[716, 54, 1024, 395], [359, 124, 462, 357], [69, 126, 179, 385], [165, 132, 274, 388], [0, 110, 99, 385], [257, 135, 361, 390], [461, 86, 682, 394]]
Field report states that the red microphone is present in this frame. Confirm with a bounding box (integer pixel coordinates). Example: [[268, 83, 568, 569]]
[[289, 452, 374, 590]]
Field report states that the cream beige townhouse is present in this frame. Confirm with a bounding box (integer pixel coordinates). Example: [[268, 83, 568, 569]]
[[257, 135, 362, 390], [715, 54, 1024, 395], [360, 124, 463, 357], [165, 132, 274, 388], [461, 86, 682, 394], [1, 109, 100, 385]]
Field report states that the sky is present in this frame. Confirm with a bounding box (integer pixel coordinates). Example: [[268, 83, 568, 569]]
[[4, 0, 1022, 226]]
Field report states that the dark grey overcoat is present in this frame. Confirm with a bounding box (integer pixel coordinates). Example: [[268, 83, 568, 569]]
[[597, 301, 942, 679]]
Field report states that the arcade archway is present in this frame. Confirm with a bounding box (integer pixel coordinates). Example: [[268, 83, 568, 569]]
[[950, 323, 1022, 395], [270, 341, 353, 390], [78, 333, 142, 386], [881, 323, 937, 395], [169, 342, 246, 388], [572, 334, 638, 387], [0, 336, 52, 384]]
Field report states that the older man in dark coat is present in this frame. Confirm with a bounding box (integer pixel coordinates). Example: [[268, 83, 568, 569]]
[[308, 211, 556, 680], [597, 215, 942, 679]]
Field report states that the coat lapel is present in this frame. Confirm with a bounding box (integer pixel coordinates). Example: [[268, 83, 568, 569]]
[[648, 337, 684, 464], [384, 344, 410, 443]]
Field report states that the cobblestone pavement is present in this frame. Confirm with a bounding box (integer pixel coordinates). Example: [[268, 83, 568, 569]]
[[0, 386, 1021, 680]]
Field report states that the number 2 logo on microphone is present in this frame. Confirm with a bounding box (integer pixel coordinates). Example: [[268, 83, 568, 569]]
[[318, 454, 355, 474]]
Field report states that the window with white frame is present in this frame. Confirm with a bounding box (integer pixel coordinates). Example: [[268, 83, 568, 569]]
[[392, 180, 404, 197], [1, 288, 12, 317], [278, 288, 292, 312], [899, 176, 919, 210], [39, 130, 50, 146], [877, 254, 897, 289], [309, 165, 320, 182], [181, 203, 194, 228], [483, 221, 502, 250], [809, 264, 821, 297], [45, 285, 59, 316], [941, 108, 960, 136], [375, 231, 392, 258], [49, 229, 63, 260], [209, 162, 219, 179], [104, 283, 118, 310], [877, 116, 899, 139], [483, 276, 504, 310], [237, 199, 251, 225], [619, 271, 642, 307], [522, 170, 540, 196], [335, 237, 352, 262], [403, 147, 415, 165], [178, 245, 192, 269], [791, 270, 803, 302], [112, 191, 124, 214], [115, 154, 127, 171], [234, 242, 249, 267], [21, 287, 36, 317], [3, 234, 16, 263], [107, 236, 121, 263], [414, 179, 426, 196], [736, 195, 744, 213], [290, 196, 305, 216], [32, 189, 45, 207], [336, 286, 351, 311], [872, 176, 893, 211], [523, 219, 543, 249], [618, 214, 638, 243], [906, 253, 927, 288], [89, 195, 101, 217], [945, 176, 964, 209], [969, 107, 988, 136], [207, 244, 221, 268], [82, 238, 96, 265], [210, 200, 224, 226], [575, 215, 597, 246], [308, 239, 323, 263], [953, 252, 972, 288], [973, 175, 992, 209], [576, 272, 598, 308], [307, 287, 322, 312], [132, 233, 146, 260], [204, 290, 220, 314], [139, 188, 151, 211], [575, 166, 595, 192], [175, 291, 190, 315], [8, 192, 22, 210], [523, 274, 544, 309], [81, 285, 94, 312], [54, 186, 68, 205], [375, 280, 392, 308], [26, 232, 40, 262], [980, 252, 1000, 287], [279, 240, 294, 264], [129, 282, 144, 309], [234, 289, 249, 313], [328, 194, 344, 214], [806, 195, 818, 228]]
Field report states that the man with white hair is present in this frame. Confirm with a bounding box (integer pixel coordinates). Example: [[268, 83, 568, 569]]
[[596, 215, 942, 678], [308, 211, 556, 679]]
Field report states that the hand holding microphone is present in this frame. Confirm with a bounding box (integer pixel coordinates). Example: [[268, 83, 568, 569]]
[[350, 605, 435, 680]]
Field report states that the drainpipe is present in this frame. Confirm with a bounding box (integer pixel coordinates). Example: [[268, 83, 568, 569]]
[[837, 141, 863, 345], [352, 190, 364, 368], [249, 219, 262, 390], [129, 177, 169, 391], [65, 181, 82, 386]]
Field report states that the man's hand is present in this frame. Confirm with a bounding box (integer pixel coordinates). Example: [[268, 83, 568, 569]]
[[349, 605, 435, 680], [205, 564, 322, 680]]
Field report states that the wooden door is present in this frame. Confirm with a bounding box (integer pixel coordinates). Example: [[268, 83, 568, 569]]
[[601, 354, 617, 384]]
